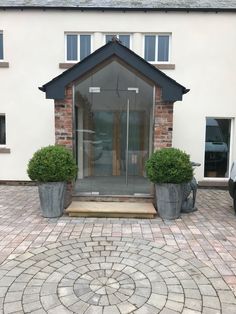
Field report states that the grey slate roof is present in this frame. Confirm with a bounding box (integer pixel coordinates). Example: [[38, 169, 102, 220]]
[[1, 0, 236, 10], [40, 39, 188, 101]]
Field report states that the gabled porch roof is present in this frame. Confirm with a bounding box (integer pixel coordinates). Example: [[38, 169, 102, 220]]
[[39, 39, 189, 102]]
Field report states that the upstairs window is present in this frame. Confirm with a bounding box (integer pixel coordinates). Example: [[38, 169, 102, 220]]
[[66, 34, 91, 62], [0, 115, 6, 145], [105, 34, 130, 48], [0, 32, 3, 60], [144, 34, 170, 62]]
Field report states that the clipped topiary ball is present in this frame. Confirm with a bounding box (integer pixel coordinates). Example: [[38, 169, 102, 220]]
[[27, 145, 77, 182], [145, 148, 193, 184]]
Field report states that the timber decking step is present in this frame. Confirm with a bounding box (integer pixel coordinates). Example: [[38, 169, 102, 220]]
[[66, 201, 156, 218]]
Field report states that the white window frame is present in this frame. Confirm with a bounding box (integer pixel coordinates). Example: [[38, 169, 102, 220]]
[[0, 114, 6, 146], [203, 116, 234, 180], [104, 33, 132, 49], [143, 33, 171, 64], [65, 33, 93, 62], [0, 31, 4, 61]]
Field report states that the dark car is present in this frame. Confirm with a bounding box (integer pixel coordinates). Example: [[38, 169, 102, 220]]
[[229, 161, 236, 213]]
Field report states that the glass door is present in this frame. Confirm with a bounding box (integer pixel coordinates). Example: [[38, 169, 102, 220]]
[[75, 60, 154, 195]]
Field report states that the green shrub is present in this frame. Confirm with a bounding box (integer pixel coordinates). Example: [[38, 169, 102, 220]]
[[27, 145, 77, 182], [145, 148, 193, 184]]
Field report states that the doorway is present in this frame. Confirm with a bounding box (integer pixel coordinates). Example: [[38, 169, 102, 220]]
[[75, 60, 154, 195]]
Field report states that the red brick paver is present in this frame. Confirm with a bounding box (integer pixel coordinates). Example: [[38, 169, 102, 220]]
[[1, 186, 236, 295]]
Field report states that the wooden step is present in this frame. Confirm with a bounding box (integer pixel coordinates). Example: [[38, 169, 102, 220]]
[[72, 195, 154, 203], [66, 201, 156, 218]]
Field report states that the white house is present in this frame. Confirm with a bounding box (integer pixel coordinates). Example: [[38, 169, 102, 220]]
[[0, 0, 236, 196]]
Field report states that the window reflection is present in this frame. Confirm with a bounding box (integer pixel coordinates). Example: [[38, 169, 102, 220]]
[[204, 118, 231, 177]]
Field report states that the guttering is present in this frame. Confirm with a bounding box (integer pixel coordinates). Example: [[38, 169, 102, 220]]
[[0, 6, 236, 13]]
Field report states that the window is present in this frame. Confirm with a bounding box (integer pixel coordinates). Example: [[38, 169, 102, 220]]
[[66, 34, 91, 62], [0, 32, 3, 60], [0, 115, 6, 145], [204, 118, 231, 178], [144, 34, 170, 62], [105, 34, 130, 48]]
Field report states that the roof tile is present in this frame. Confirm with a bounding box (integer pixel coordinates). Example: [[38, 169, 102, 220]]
[[0, 0, 236, 9]]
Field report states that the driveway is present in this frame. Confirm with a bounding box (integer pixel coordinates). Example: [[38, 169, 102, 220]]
[[0, 186, 236, 313]]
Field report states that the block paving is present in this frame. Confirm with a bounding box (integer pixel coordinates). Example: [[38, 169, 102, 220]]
[[0, 186, 236, 313]]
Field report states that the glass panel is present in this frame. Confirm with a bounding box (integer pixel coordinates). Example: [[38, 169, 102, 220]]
[[75, 60, 153, 195], [158, 35, 169, 62], [119, 35, 130, 48], [121, 111, 142, 176], [144, 35, 155, 62], [93, 111, 113, 176], [204, 118, 231, 177], [0, 115, 6, 145], [0, 33, 3, 60], [67, 34, 77, 61], [80, 35, 91, 60], [105, 35, 116, 43]]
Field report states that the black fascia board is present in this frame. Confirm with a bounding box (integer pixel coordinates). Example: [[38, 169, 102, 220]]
[[1, 6, 236, 12], [39, 40, 188, 102]]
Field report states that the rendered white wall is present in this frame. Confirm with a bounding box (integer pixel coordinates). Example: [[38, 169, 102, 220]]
[[0, 9, 235, 181]]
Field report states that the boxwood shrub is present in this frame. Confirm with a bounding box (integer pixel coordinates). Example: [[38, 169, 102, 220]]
[[145, 148, 193, 184], [27, 145, 77, 182]]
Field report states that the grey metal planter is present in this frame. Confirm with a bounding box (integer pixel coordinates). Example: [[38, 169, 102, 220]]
[[38, 182, 66, 218], [155, 183, 183, 220]]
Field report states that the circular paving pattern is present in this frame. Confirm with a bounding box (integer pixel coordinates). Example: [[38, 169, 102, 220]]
[[0, 237, 236, 314]]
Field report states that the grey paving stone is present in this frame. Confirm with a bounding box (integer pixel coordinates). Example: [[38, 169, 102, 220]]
[[8, 282, 27, 292], [41, 294, 61, 310], [209, 278, 230, 290], [22, 293, 40, 304], [30, 309, 47, 314], [40, 283, 58, 296], [217, 290, 236, 304], [168, 293, 184, 303], [69, 300, 89, 313], [0, 286, 8, 298], [134, 303, 159, 314], [160, 308, 180, 314], [4, 301, 22, 314], [23, 301, 42, 312], [84, 304, 103, 314], [202, 308, 221, 314], [0, 236, 236, 314], [221, 303, 236, 314], [167, 285, 183, 294], [129, 294, 147, 307], [148, 293, 167, 309], [202, 296, 220, 310], [185, 298, 202, 311], [181, 279, 198, 289], [117, 301, 137, 314], [108, 293, 121, 305], [15, 273, 33, 283], [184, 289, 201, 300], [165, 300, 183, 312], [60, 294, 78, 307], [151, 282, 167, 295], [199, 284, 217, 296], [0, 276, 15, 287], [47, 304, 72, 314], [58, 286, 74, 297], [182, 309, 201, 314], [103, 305, 120, 314]]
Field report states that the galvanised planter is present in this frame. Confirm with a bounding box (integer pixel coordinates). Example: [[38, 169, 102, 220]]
[[155, 183, 183, 220], [38, 182, 66, 218]]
